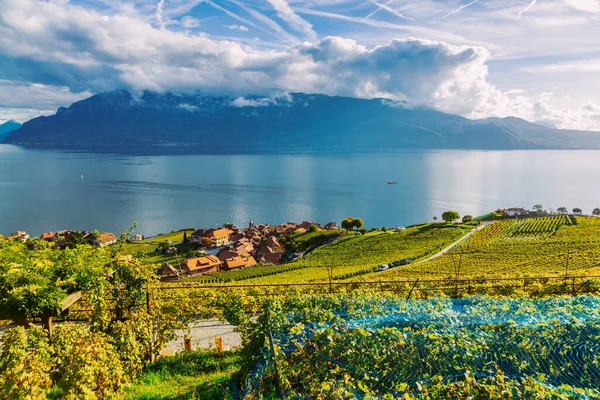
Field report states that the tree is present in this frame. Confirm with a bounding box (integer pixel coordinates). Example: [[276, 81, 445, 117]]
[[573, 207, 583, 215], [462, 215, 473, 223], [433, 216, 438, 223], [533, 204, 543, 213], [351, 218, 364, 230], [309, 224, 318, 233], [358, 228, 368, 235], [557, 207, 568, 215], [441, 210, 460, 223], [201, 237, 212, 248], [593, 208, 600, 217], [182, 231, 188, 245], [341, 217, 354, 230]]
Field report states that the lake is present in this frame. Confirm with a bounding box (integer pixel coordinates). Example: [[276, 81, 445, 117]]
[[1, 144, 599, 236]]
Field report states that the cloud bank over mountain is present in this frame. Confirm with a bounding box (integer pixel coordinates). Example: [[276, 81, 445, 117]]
[[0, 0, 598, 130]]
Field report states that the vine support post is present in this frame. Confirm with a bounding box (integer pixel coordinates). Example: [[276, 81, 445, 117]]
[[146, 285, 155, 362], [41, 315, 53, 341], [572, 277, 576, 296]]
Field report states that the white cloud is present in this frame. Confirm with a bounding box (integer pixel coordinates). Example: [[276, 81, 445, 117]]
[[231, 92, 293, 107], [564, 0, 600, 12], [266, 0, 318, 41], [156, 0, 166, 30], [177, 103, 199, 111], [521, 59, 600, 74], [517, 0, 538, 19], [224, 24, 249, 32], [181, 16, 201, 29], [0, 0, 599, 130], [0, 79, 91, 122]]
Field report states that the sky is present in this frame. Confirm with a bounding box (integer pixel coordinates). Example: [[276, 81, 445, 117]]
[[0, 0, 599, 130]]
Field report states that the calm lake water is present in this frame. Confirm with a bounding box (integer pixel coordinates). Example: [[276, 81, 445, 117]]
[[1, 144, 599, 236]]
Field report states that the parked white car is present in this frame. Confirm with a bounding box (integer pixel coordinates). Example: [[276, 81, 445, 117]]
[[378, 264, 389, 271]]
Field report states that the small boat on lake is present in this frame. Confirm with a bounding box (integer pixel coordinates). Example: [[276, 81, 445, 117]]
[[387, 181, 398, 184]]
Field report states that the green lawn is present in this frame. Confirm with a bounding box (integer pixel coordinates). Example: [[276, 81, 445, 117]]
[[121, 351, 241, 400]]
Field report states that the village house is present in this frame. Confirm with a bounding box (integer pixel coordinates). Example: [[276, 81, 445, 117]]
[[40, 232, 56, 241], [208, 228, 233, 247], [222, 255, 257, 271], [180, 255, 221, 276], [159, 263, 179, 280], [166, 246, 178, 254], [504, 207, 528, 217], [260, 252, 283, 265], [190, 228, 206, 244], [93, 232, 118, 247], [10, 231, 30, 241], [129, 233, 144, 242], [324, 222, 340, 230]]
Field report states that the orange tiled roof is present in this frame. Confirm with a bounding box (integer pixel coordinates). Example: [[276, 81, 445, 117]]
[[99, 233, 117, 242], [224, 256, 257, 270], [183, 255, 221, 271], [210, 228, 233, 239]]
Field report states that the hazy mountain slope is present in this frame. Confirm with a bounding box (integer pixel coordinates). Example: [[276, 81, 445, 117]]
[[0, 120, 22, 140], [5, 90, 600, 151]]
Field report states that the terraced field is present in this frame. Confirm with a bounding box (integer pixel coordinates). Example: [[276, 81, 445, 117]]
[[366, 216, 600, 281]]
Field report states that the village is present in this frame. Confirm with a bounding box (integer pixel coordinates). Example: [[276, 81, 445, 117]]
[[1, 219, 343, 280], [156, 219, 341, 280], [3, 205, 591, 282]]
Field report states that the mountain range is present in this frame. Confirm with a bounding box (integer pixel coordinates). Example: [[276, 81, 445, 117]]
[[0, 120, 22, 140], [4, 90, 600, 151]]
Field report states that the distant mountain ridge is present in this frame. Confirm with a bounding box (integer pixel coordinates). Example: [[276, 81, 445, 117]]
[[4, 90, 600, 151], [0, 120, 22, 140]]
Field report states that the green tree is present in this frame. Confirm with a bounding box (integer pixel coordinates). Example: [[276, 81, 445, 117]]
[[358, 228, 368, 235], [573, 207, 583, 215], [533, 204, 543, 213], [351, 218, 364, 230], [183, 231, 188, 245], [309, 224, 318, 233], [462, 215, 473, 223], [557, 207, 568, 215], [433, 216, 438, 223], [442, 210, 460, 223], [593, 207, 600, 217], [341, 217, 354, 230]]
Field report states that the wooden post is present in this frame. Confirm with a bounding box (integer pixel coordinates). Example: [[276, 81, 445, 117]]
[[184, 336, 192, 352], [42, 316, 53, 341], [215, 336, 223, 352]]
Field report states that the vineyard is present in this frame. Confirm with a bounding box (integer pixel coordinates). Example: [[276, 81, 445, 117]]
[[183, 224, 468, 284], [245, 294, 600, 399], [4, 216, 600, 399], [242, 225, 468, 284], [461, 215, 571, 246], [369, 216, 600, 281]]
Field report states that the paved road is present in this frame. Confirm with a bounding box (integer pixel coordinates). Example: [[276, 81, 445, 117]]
[[163, 319, 241, 354], [371, 222, 492, 276], [1, 319, 242, 355], [414, 223, 490, 264]]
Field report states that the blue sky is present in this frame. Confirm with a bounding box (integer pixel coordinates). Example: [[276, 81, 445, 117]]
[[1, 0, 599, 130]]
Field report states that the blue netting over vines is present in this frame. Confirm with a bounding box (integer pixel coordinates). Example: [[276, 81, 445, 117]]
[[243, 295, 600, 399]]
